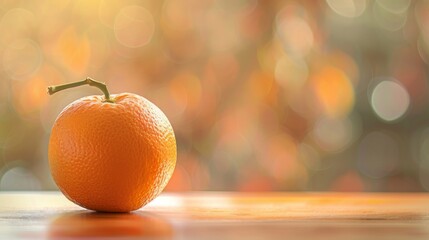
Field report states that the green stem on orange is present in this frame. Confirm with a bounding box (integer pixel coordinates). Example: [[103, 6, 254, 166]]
[[47, 77, 114, 103]]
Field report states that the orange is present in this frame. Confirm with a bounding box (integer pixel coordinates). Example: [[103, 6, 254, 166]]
[[48, 78, 176, 212]]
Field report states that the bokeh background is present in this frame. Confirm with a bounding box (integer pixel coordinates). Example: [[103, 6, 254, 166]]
[[0, 0, 427, 192]]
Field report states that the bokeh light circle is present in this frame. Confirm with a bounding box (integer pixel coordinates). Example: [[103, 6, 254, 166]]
[[0, 166, 41, 190], [276, 9, 314, 57], [326, 0, 367, 18], [311, 117, 354, 153], [275, 56, 308, 90], [357, 131, 399, 179], [114, 5, 155, 48], [377, 0, 411, 14], [371, 80, 410, 122], [373, 1, 408, 31], [3, 39, 42, 80]]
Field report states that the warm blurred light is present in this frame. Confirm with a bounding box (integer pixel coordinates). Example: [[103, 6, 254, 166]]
[[206, 53, 240, 86], [415, 1, 429, 38], [161, 0, 198, 35], [3, 39, 42, 80], [0, 122, 24, 151], [259, 133, 301, 183], [275, 55, 308, 91], [103, 64, 147, 94], [377, 0, 411, 14], [86, 25, 112, 72], [373, 1, 408, 31], [371, 79, 410, 122], [286, 86, 317, 120], [246, 71, 274, 102], [168, 71, 202, 114], [114, 5, 155, 48], [214, 106, 255, 156], [160, 0, 206, 61], [0, 0, 427, 192], [210, 105, 256, 188], [311, 117, 354, 153], [298, 143, 323, 171], [330, 171, 364, 191], [205, 8, 241, 52], [276, 6, 314, 57], [0, 165, 41, 190], [0, 8, 35, 47], [98, 0, 126, 28], [53, 26, 90, 75], [391, 50, 427, 112], [326, 0, 367, 18], [328, 51, 359, 86], [357, 131, 399, 179], [175, 151, 210, 191], [312, 66, 355, 118], [164, 164, 192, 191], [237, 167, 275, 192], [72, 0, 100, 19], [11, 76, 49, 117], [257, 39, 284, 73], [239, 1, 266, 43]]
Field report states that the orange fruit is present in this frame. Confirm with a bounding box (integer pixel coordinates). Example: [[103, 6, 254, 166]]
[[48, 78, 176, 212]]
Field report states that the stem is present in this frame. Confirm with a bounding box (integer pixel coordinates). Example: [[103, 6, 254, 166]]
[[47, 77, 114, 103]]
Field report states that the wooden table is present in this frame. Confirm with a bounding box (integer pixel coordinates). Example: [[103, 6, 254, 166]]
[[1, 192, 429, 239]]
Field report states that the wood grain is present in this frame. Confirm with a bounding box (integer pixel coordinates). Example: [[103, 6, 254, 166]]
[[1, 192, 429, 239]]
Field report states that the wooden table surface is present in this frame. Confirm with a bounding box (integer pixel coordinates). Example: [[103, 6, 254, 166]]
[[2, 192, 429, 239]]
